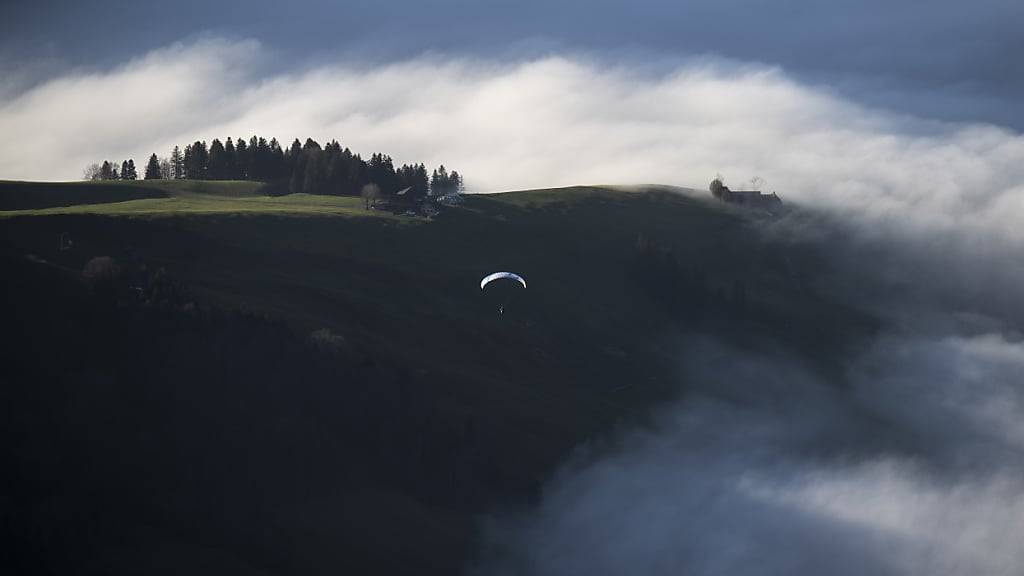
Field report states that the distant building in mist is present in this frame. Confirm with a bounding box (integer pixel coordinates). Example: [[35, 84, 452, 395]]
[[716, 186, 782, 208]]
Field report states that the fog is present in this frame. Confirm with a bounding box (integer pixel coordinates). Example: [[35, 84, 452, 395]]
[[475, 328, 1024, 575], [2, 37, 1024, 246]]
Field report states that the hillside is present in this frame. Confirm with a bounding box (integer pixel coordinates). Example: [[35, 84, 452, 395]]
[[0, 179, 276, 211], [0, 182, 876, 574]]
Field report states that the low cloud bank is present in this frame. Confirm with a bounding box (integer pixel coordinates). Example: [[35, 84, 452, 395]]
[[476, 333, 1024, 575], [2, 37, 1024, 245]]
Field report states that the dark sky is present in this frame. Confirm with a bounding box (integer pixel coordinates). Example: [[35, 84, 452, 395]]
[[2, 0, 1022, 129]]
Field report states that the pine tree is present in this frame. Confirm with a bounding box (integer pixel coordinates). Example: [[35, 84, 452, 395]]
[[431, 165, 450, 195], [324, 141, 347, 195], [285, 138, 302, 173], [126, 159, 138, 180], [144, 154, 162, 180], [224, 137, 238, 179], [186, 141, 208, 179], [207, 139, 227, 180], [415, 163, 429, 197], [170, 146, 184, 179], [269, 138, 286, 181], [235, 138, 249, 179], [257, 137, 271, 179], [182, 145, 193, 179], [247, 136, 260, 179], [100, 161, 114, 180], [162, 133, 461, 194], [121, 160, 130, 180]]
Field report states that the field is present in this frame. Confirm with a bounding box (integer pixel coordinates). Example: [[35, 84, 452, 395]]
[[0, 181, 876, 574]]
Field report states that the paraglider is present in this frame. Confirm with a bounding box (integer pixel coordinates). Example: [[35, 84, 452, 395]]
[[480, 272, 527, 316], [480, 272, 527, 290]]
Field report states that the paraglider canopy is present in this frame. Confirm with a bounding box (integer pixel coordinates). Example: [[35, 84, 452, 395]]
[[480, 272, 527, 290]]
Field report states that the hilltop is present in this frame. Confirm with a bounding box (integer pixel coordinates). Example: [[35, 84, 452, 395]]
[[0, 181, 875, 574]]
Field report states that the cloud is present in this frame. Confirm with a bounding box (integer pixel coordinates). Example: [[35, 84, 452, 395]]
[[0, 37, 261, 180], [2, 38, 1024, 246], [6, 1, 1024, 128], [475, 334, 1024, 576]]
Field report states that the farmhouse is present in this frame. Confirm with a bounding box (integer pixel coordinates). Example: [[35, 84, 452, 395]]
[[714, 185, 782, 208]]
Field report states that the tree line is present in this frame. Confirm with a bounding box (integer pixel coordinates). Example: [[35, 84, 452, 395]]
[[85, 136, 463, 198]]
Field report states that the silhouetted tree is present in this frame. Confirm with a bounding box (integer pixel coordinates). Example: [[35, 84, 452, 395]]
[[170, 146, 184, 179], [431, 165, 463, 196], [224, 137, 238, 179], [235, 138, 249, 179], [268, 138, 286, 181], [185, 141, 208, 179], [144, 154, 162, 180], [207, 139, 227, 180], [368, 153, 398, 195], [153, 133, 458, 195]]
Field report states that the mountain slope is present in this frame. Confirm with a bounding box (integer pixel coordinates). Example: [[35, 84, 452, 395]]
[[0, 183, 876, 574]]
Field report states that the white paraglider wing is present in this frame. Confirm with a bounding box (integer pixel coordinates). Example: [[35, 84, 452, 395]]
[[480, 272, 527, 290]]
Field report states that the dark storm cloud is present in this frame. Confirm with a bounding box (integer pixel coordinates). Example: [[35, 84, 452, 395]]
[[2, 0, 1023, 128]]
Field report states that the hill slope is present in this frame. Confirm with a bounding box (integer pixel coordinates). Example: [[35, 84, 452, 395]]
[[0, 179, 275, 211], [0, 183, 876, 574]]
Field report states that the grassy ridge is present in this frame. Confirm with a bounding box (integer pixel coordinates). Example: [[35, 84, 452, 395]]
[[0, 179, 274, 211]]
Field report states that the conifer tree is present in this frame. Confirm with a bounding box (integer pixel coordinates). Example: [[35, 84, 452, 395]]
[[170, 146, 184, 179], [224, 137, 238, 179], [207, 139, 227, 180], [235, 138, 249, 179], [144, 154, 162, 179]]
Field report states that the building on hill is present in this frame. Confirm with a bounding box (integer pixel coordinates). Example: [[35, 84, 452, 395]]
[[379, 185, 442, 217], [717, 186, 782, 207]]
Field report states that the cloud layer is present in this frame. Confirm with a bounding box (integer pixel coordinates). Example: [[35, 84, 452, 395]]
[[475, 334, 1024, 576], [5, 1, 1023, 128], [2, 37, 1024, 244]]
